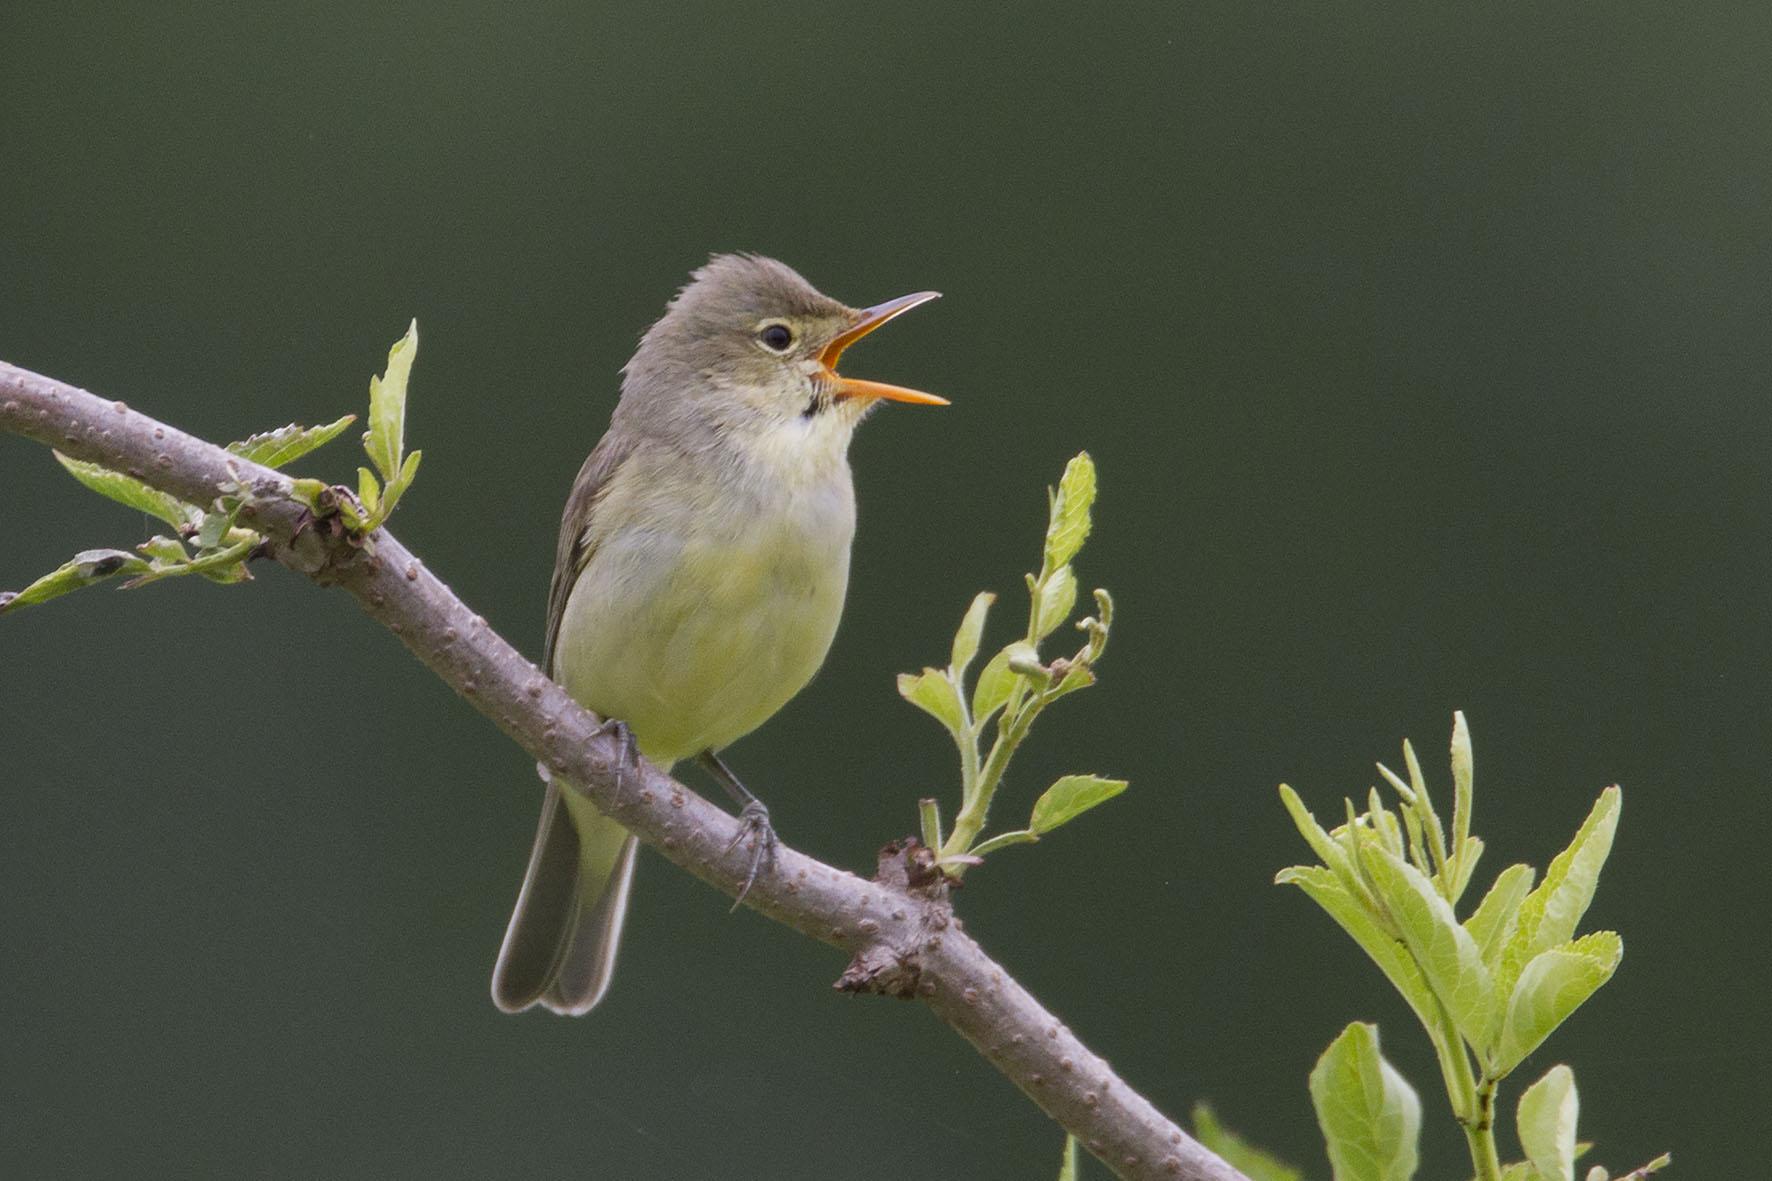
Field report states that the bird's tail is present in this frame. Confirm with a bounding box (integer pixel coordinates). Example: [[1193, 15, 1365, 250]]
[[491, 773, 639, 1016]]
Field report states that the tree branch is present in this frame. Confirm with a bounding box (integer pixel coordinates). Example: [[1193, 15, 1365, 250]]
[[0, 359, 1248, 1181]]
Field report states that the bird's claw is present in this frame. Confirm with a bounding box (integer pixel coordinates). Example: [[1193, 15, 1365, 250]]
[[727, 799, 778, 910], [594, 716, 639, 805]]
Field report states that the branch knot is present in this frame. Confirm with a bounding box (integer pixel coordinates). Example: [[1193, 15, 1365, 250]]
[[834, 837, 953, 999], [269, 484, 376, 583]]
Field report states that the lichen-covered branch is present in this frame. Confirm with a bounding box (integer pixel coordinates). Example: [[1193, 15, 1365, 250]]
[[0, 358, 1247, 1181]]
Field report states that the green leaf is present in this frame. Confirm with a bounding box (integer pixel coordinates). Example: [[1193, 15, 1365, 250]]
[[387, 447, 423, 505], [950, 591, 995, 678], [973, 641, 1035, 723], [1517, 1065, 1579, 1181], [1058, 1133, 1080, 1181], [1276, 866, 1441, 1036], [1522, 787, 1621, 952], [289, 477, 328, 509], [226, 414, 356, 469], [138, 535, 189, 563], [1591, 1153, 1672, 1181], [1375, 760, 1416, 804], [918, 798, 944, 853], [1465, 863, 1537, 969], [194, 505, 235, 550], [1449, 711, 1474, 887], [195, 558, 253, 585], [897, 669, 966, 736], [1044, 451, 1096, 574], [364, 319, 418, 482], [1400, 738, 1452, 880], [1309, 1023, 1421, 1181], [1358, 847, 1496, 1048], [358, 466, 382, 516], [1079, 586, 1113, 662], [1, 548, 150, 613], [1032, 564, 1078, 641], [1497, 789, 1620, 1002], [1398, 797, 1431, 875], [53, 453, 195, 527], [1191, 1103, 1303, 1181], [1500, 1164, 1538, 1181], [1029, 774, 1127, 835], [1368, 788, 1405, 859], [118, 536, 256, 589], [1279, 786, 1367, 902], [180, 537, 256, 579], [1450, 834, 1485, 905], [1494, 931, 1622, 1075]]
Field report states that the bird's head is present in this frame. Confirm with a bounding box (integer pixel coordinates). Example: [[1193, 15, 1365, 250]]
[[621, 254, 945, 437]]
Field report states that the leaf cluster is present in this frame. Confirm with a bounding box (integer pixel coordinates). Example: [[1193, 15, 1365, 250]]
[[351, 320, 422, 530], [1306, 1029, 1667, 1181], [897, 452, 1124, 876], [1278, 715, 1657, 1181], [3, 325, 420, 614]]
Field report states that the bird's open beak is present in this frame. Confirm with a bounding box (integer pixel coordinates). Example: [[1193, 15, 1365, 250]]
[[820, 291, 948, 405]]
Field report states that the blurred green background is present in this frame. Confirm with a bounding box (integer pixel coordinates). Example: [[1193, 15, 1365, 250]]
[[3, 3, 1766, 1177]]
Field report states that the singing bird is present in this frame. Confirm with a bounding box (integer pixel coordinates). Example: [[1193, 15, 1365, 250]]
[[492, 254, 945, 1015]]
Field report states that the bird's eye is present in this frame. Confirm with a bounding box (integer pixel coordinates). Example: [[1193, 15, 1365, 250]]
[[758, 323, 794, 353]]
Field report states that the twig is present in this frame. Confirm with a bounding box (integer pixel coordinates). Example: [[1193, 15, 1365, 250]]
[[0, 358, 1248, 1181]]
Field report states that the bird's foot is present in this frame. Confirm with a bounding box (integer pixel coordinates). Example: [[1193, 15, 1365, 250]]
[[726, 799, 778, 910], [696, 750, 778, 908], [594, 716, 639, 805]]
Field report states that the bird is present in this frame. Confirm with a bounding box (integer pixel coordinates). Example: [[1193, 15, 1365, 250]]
[[491, 254, 945, 1015]]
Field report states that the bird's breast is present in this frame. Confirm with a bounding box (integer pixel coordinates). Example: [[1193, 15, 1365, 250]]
[[554, 462, 856, 763]]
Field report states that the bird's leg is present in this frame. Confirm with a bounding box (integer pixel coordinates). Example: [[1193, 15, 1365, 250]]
[[595, 715, 639, 806], [697, 749, 779, 907]]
